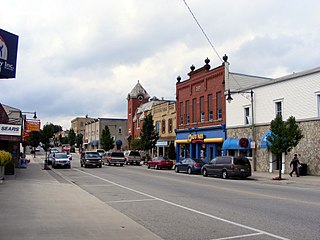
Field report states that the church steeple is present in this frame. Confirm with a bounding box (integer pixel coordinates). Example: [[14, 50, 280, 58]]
[[127, 80, 150, 101]]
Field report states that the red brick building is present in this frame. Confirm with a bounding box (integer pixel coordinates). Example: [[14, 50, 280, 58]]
[[175, 58, 227, 162]]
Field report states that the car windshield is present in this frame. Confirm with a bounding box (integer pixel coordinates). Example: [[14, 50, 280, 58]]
[[111, 152, 124, 157], [86, 152, 100, 157], [234, 157, 250, 165], [55, 153, 68, 159], [129, 151, 140, 156]]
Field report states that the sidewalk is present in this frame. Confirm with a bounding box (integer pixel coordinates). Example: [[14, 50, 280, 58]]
[[0, 156, 162, 240]]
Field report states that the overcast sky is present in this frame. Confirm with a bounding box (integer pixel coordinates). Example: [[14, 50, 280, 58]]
[[1, 0, 320, 130]]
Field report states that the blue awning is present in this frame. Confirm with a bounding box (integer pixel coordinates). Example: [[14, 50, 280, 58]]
[[222, 138, 252, 150], [116, 140, 122, 146], [260, 130, 272, 149], [89, 140, 99, 146]]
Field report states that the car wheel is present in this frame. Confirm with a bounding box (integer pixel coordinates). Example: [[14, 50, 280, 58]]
[[222, 170, 228, 179], [120, 163, 124, 166], [155, 165, 159, 170], [80, 162, 83, 167], [99, 164, 102, 168], [84, 164, 87, 168], [202, 168, 208, 177], [108, 162, 111, 166], [147, 164, 150, 169], [187, 167, 192, 175], [175, 166, 179, 173]]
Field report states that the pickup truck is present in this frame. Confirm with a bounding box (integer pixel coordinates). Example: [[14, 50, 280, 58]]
[[125, 150, 141, 165], [106, 151, 126, 166]]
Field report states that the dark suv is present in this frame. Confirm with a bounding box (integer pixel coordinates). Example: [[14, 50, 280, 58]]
[[80, 151, 102, 168], [202, 156, 251, 179]]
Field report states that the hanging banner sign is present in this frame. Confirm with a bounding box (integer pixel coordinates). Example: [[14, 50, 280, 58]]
[[0, 29, 19, 79], [0, 124, 21, 136], [25, 120, 41, 132]]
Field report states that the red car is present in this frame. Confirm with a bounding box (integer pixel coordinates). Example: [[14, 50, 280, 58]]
[[147, 156, 174, 170]]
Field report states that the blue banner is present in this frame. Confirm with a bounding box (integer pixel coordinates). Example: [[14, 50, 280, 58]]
[[0, 29, 19, 79]]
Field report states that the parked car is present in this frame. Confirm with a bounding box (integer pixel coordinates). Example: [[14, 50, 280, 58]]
[[80, 151, 102, 168], [105, 151, 126, 166], [124, 150, 141, 165], [175, 158, 205, 174], [50, 148, 60, 154], [47, 153, 54, 165], [62, 144, 71, 153], [147, 156, 174, 170], [201, 156, 251, 179], [52, 152, 71, 169], [96, 149, 106, 157]]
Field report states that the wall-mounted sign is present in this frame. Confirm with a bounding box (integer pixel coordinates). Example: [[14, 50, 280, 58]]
[[0, 29, 19, 79], [188, 134, 205, 141], [25, 120, 41, 132], [0, 124, 21, 136]]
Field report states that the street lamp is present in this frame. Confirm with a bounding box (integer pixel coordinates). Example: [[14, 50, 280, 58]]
[[226, 89, 256, 171]]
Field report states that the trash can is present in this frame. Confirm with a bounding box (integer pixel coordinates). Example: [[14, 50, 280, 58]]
[[299, 163, 307, 176]]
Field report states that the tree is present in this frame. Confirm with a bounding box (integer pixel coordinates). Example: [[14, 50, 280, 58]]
[[267, 115, 303, 179], [100, 126, 114, 151], [140, 113, 159, 153], [68, 129, 76, 146], [167, 141, 176, 160], [130, 138, 141, 150], [40, 123, 55, 169], [76, 133, 83, 148], [27, 131, 41, 158]]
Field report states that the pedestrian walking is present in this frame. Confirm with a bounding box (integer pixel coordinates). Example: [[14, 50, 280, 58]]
[[289, 154, 300, 177]]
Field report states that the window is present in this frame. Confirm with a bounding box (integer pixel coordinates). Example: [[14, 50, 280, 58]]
[[192, 98, 197, 122], [216, 91, 222, 119], [179, 102, 183, 124], [162, 119, 166, 134], [137, 119, 140, 129], [185, 100, 190, 124], [317, 94, 320, 117], [155, 121, 160, 134], [200, 96, 204, 122], [168, 118, 173, 133], [208, 94, 213, 121], [275, 101, 282, 116], [118, 127, 122, 134], [244, 107, 250, 125]]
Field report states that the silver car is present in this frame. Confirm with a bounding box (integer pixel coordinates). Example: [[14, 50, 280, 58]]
[[52, 152, 71, 169]]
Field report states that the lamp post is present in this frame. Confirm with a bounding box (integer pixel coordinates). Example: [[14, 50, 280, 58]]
[[226, 89, 256, 171]]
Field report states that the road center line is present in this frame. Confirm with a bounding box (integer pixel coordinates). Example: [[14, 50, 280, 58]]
[[74, 169, 290, 240]]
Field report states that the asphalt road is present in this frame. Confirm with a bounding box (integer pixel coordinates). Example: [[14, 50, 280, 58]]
[[52, 153, 320, 240]]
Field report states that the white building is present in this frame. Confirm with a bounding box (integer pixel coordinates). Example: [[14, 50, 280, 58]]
[[226, 66, 320, 175]]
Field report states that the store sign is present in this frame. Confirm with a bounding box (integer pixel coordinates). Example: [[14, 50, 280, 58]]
[[0, 124, 21, 136], [0, 29, 19, 79], [188, 134, 205, 140], [25, 120, 41, 132]]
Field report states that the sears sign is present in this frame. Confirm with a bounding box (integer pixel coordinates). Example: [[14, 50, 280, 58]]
[[0, 28, 19, 79], [0, 124, 22, 136]]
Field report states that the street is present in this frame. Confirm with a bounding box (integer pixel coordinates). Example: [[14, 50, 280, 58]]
[[50, 153, 320, 240]]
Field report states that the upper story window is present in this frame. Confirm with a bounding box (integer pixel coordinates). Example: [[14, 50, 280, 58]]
[[168, 118, 173, 133], [208, 94, 213, 121], [179, 102, 183, 125], [275, 100, 283, 117], [137, 119, 140, 129], [216, 91, 222, 119], [244, 107, 250, 125], [162, 119, 166, 134], [118, 127, 122, 134], [317, 93, 320, 117], [192, 98, 197, 123], [155, 121, 160, 134], [186, 100, 190, 124], [200, 96, 205, 122]]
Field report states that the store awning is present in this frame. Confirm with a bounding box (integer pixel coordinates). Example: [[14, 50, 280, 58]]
[[204, 138, 224, 143], [222, 138, 252, 150], [260, 130, 272, 149]]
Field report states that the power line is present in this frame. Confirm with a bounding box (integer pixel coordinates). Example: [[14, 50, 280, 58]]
[[182, 0, 222, 62]]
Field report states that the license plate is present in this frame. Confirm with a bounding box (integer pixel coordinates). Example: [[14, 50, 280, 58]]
[[240, 169, 245, 172]]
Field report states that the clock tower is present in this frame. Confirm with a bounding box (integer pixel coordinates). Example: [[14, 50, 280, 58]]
[[127, 80, 150, 141]]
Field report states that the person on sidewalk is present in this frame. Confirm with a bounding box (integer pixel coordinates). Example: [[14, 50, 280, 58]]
[[289, 154, 300, 177]]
